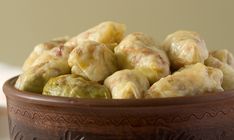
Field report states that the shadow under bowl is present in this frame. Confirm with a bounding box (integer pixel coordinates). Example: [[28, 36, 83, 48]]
[[3, 76, 234, 140]]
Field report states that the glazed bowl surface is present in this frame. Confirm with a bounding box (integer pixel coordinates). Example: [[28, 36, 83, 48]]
[[3, 76, 234, 140]]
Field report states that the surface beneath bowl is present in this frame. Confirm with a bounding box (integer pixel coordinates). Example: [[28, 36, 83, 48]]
[[0, 107, 10, 140]]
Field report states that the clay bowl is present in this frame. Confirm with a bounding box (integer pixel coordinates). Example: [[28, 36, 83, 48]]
[[3, 76, 234, 140]]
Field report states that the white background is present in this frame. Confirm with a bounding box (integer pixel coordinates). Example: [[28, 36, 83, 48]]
[[0, 63, 21, 140]]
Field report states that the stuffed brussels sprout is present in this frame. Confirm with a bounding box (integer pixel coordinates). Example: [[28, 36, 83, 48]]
[[15, 57, 70, 93], [15, 21, 233, 99], [104, 69, 150, 99], [115, 32, 170, 84], [161, 31, 209, 70], [43, 74, 111, 99], [15, 38, 72, 93], [210, 49, 234, 68], [22, 37, 70, 71], [65, 21, 125, 51], [205, 55, 234, 90], [68, 40, 118, 82], [145, 63, 223, 98]]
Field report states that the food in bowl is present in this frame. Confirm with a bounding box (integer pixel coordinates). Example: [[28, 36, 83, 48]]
[[104, 69, 150, 99], [68, 40, 118, 82], [161, 30, 209, 70], [21, 37, 70, 71], [114, 32, 170, 84], [145, 63, 223, 98], [4, 21, 234, 140], [205, 54, 234, 90], [43, 74, 111, 98], [15, 21, 234, 99], [64, 21, 126, 51], [209, 49, 234, 68]]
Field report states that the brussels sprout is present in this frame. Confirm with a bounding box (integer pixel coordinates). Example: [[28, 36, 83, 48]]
[[15, 57, 70, 93], [205, 55, 234, 90], [43, 74, 111, 99], [22, 37, 70, 71], [115, 32, 170, 84], [104, 69, 150, 99], [145, 63, 223, 98], [65, 21, 126, 51], [161, 31, 208, 70], [15, 37, 75, 93], [210, 49, 234, 68], [68, 40, 118, 82]]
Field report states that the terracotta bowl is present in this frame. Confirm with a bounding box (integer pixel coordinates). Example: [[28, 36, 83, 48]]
[[3, 76, 234, 140]]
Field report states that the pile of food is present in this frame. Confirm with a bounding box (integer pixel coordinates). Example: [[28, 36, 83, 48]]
[[15, 21, 234, 99]]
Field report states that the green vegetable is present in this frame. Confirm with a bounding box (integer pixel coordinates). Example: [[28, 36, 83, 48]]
[[43, 74, 111, 99], [15, 58, 70, 93]]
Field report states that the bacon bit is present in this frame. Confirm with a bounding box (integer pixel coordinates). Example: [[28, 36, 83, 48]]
[[55, 45, 64, 57], [157, 54, 166, 65]]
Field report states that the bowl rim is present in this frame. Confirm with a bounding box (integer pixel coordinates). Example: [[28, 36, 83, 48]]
[[3, 76, 234, 108]]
